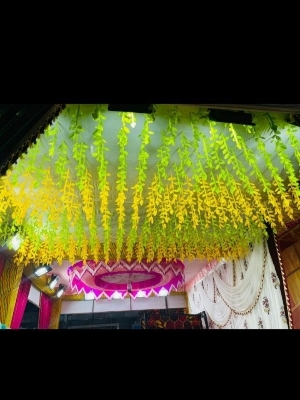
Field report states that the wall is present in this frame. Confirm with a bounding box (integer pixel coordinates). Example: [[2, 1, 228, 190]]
[[61, 293, 187, 315], [28, 285, 40, 307]]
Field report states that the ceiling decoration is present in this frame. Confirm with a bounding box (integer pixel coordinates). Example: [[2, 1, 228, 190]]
[[67, 258, 185, 299], [0, 104, 300, 268]]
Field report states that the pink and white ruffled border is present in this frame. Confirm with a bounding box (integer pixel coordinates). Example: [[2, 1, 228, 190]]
[[67, 258, 185, 300], [184, 260, 221, 292]]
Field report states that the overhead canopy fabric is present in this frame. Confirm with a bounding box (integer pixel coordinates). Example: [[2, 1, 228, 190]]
[[1, 104, 300, 266]]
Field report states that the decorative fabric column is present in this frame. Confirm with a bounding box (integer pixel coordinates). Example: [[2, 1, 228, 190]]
[[0, 257, 24, 327], [49, 299, 62, 329], [38, 292, 53, 329], [0, 253, 5, 278], [10, 275, 32, 329]]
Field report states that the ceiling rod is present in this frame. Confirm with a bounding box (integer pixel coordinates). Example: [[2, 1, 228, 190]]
[[194, 104, 300, 113]]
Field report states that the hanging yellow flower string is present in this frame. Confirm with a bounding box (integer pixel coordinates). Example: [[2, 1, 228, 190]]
[[127, 113, 153, 261], [0, 105, 299, 267], [115, 112, 132, 260], [91, 105, 110, 262]]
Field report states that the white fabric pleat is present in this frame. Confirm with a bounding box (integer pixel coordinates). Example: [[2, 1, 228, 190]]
[[187, 239, 288, 329], [213, 242, 265, 313]]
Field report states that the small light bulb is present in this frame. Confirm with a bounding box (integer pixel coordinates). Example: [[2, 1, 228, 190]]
[[85, 291, 95, 300], [159, 288, 169, 296], [112, 291, 122, 300], [136, 290, 146, 298]]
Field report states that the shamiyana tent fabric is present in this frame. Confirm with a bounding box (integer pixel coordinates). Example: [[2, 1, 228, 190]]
[[0, 104, 300, 269]]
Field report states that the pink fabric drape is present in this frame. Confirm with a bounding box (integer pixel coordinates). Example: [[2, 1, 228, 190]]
[[0, 253, 5, 278], [38, 292, 53, 329], [10, 275, 32, 329]]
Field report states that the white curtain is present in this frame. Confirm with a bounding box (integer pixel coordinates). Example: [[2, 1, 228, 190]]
[[187, 239, 288, 329]]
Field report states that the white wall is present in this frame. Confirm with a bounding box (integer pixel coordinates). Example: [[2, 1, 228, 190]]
[[61, 293, 187, 314], [167, 294, 187, 309], [131, 296, 166, 311], [93, 298, 131, 312], [61, 300, 94, 314]]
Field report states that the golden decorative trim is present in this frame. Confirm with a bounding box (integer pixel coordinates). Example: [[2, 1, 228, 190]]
[[62, 293, 85, 301], [22, 262, 56, 297], [0, 257, 24, 326], [49, 299, 62, 329]]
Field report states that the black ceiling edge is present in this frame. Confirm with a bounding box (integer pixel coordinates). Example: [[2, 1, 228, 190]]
[[199, 104, 300, 113], [208, 109, 255, 125], [0, 104, 66, 176], [108, 104, 153, 113]]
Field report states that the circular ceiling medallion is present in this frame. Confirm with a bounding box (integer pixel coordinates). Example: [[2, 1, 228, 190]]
[[67, 259, 185, 299]]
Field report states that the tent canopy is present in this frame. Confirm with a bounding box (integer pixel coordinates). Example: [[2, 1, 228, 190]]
[[1, 104, 299, 270]]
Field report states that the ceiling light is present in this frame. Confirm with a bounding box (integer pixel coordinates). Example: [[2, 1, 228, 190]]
[[49, 274, 59, 290], [85, 291, 95, 300], [158, 288, 169, 297], [56, 284, 67, 298], [34, 265, 52, 277], [136, 290, 146, 298], [112, 291, 122, 300]]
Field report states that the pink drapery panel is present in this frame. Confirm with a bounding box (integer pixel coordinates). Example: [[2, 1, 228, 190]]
[[38, 292, 53, 329], [0, 253, 5, 278], [10, 275, 32, 329]]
